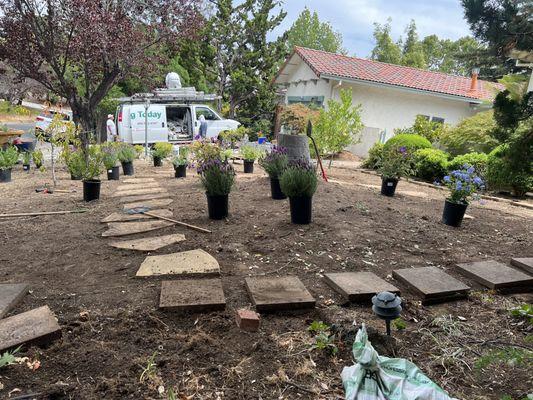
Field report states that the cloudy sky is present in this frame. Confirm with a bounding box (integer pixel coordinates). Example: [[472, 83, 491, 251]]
[[272, 0, 473, 57]]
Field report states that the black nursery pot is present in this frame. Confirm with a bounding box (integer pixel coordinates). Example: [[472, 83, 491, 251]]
[[243, 160, 254, 174], [289, 196, 313, 224], [23, 164, 30, 172], [174, 165, 187, 178], [121, 161, 134, 176], [270, 177, 286, 200], [442, 199, 468, 227], [206, 193, 229, 220], [381, 177, 398, 197], [107, 166, 120, 181], [83, 179, 101, 202], [153, 156, 163, 167], [0, 168, 12, 183]]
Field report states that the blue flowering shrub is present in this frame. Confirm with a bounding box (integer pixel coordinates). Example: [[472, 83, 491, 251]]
[[440, 165, 485, 204], [198, 158, 235, 196]]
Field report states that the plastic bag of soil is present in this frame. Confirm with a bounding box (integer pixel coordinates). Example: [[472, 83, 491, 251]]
[[341, 324, 457, 400]]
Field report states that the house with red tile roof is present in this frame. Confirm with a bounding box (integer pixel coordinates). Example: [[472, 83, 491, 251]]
[[274, 47, 503, 157]]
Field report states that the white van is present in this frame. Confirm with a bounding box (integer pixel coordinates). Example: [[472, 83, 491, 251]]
[[116, 103, 239, 144]]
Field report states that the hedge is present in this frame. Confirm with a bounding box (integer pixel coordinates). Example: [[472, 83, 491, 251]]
[[413, 148, 449, 182], [448, 152, 488, 177], [361, 142, 384, 169], [383, 134, 432, 153], [486, 144, 533, 197]]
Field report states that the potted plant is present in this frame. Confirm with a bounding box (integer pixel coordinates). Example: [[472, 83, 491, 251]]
[[280, 160, 318, 224], [32, 149, 44, 170], [80, 146, 104, 202], [101, 143, 120, 180], [378, 146, 412, 197], [440, 165, 485, 227], [117, 144, 136, 175], [64, 149, 85, 180], [172, 147, 189, 178], [22, 151, 31, 171], [198, 159, 235, 220], [0, 146, 19, 183], [240, 144, 263, 174], [152, 142, 173, 167], [259, 146, 289, 199]]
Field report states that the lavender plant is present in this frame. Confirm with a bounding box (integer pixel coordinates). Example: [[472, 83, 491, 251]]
[[259, 146, 288, 178], [279, 160, 318, 198], [441, 165, 485, 204], [198, 159, 235, 196]]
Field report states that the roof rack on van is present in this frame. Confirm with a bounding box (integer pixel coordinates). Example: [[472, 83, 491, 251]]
[[117, 87, 221, 104]]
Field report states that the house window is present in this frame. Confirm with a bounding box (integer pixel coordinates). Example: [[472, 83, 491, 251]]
[[431, 116, 445, 124], [287, 96, 324, 107], [417, 114, 430, 121]]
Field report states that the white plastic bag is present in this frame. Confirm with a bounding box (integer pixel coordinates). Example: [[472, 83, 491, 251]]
[[342, 324, 457, 400]]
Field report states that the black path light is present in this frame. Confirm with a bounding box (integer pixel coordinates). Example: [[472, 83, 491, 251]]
[[372, 292, 402, 336]]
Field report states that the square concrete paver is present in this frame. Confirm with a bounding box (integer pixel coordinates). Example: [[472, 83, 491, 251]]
[[511, 258, 533, 275], [456, 260, 533, 290], [109, 233, 185, 252], [136, 249, 220, 277], [0, 306, 61, 352], [159, 279, 226, 313], [393, 267, 470, 302], [0, 283, 29, 319], [324, 272, 400, 302], [245, 276, 316, 312]]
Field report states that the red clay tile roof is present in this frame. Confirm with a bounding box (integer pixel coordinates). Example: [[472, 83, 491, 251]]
[[291, 47, 501, 101]]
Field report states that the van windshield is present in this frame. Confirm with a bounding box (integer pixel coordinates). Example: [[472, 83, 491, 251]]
[[196, 107, 220, 121]]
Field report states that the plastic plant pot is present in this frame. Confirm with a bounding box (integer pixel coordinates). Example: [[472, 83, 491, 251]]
[[243, 160, 254, 174], [121, 161, 134, 176], [0, 169, 12, 183], [153, 156, 163, 167], [107, 166, 120, 180], [381, 178, 398, 197], [206, 194, 228, 220], [174, 165, 187, 178], [442, 199, 468, 227], [270, 178, 286, 200], [23, 164, 30, 172], [289, 196, 313, 224], [83, 179, 101, 202]]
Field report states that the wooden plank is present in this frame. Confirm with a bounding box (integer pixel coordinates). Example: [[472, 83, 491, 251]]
[[122, 198, 173, 210], [119, 192, 171, 204], [102, 220, 174, 237], [116, 182, 161, 191], [109, 233, 186, 251], [0, 283, 29, 319], [110, 187, 167, 198]]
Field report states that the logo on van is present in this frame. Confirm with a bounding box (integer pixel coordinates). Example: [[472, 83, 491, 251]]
[[130, 111, 162, 120]]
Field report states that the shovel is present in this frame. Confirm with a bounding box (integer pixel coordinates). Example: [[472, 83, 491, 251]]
[[124, 207, 212, 234], [306, 120, 328, 182]]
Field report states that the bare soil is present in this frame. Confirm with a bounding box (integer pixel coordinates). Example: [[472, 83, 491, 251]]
[[0, 160, 532, 400]]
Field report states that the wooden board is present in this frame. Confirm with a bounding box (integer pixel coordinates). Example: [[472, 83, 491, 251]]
[[0, 283, 29, 319], [109, 233, 186, 251], [136, 249, 220, 277], [123, 178, 156, 184], [244, 276, 316, 312], [123, 198, 173, 211], [102, 220, 174, 237], [456, 260, 533, 290], [119, 192, 171, 204], [0, 306, 61, 352], [101, 209, 173, 223], [159, 279, 226, 313], [511, 258, 533, 275], [116, 182, 161, 191], [324, 272, 400, 302], [111, 187, 167, 198], [393, 267, 470, 303]]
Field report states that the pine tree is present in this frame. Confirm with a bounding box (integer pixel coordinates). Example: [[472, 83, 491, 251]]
[[371, 18, 402, 64]]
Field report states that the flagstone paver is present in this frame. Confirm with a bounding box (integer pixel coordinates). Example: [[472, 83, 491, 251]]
[[109, 233, 185, 251], [324, 272, 400, 302], [116, 182, 161, 191], [159, 279, 226, 313], [510, 258, 533, 275], [244, 276, 316, 312], [136, 249, 220, 277], [456, 260, 533, 290], [122, 198, 173, 210], [102, 220, 174, 237], [111, 187, 167, 198], [101, 209, 173, 223], [119, 192, 171, 204], [123, 178, 156, 184], [0, 283, 29, 319]]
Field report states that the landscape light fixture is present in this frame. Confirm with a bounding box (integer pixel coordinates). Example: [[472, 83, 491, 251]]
[[372, 291, 402, 336]]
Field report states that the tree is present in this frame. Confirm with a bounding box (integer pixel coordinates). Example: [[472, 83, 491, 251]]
[[286, 7, 346, 54], [401, 20, 426, 69], [314, 89, 363, 165], [394, 115, 445, 143], [371, 19, 402, 64], [0, 0, 202, 147]]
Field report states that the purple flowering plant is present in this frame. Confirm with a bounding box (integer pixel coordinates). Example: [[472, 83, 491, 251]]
[[198, 158, 235, 196], [279, 159, 318, 198], [259, 145, 288, 178], [441, 164, 485, 204], [378, 146, 413, 179]]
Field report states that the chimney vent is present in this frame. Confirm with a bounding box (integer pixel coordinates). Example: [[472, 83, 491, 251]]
[[469, 68, 480, 93]]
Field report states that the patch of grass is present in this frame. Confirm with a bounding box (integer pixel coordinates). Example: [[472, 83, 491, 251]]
[[510, 304, 533, 326], [0, 346, 21, 369], [475, 347, 533, 370], [308, 321, 338, 355], [139, 351, 159, 383], [393, 318, 407, 330]]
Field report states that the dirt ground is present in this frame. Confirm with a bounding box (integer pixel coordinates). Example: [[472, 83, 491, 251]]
[[0, 159, 532, 400]]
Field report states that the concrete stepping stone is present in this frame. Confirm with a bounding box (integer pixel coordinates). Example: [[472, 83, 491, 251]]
[[119, 192, 171, 204], [324, 272, 400, 303], [136, 249, 220, 277], [102, 220, 174, 237], [123, 198, 173, 210], [393, 267, 470, 303], [0, 283, 29, 319], [244, 276, 316, 312], [123, 178, 156, 184], [101, 209, 173, 223], [109, 233, 186, 251], [111, 187, 167, 198], [0, 306, 61, 352], [511, 258, 533, 275], [456, 260, 533, 291], [159, 279, 226, 313], [116, 182, 161, 191]]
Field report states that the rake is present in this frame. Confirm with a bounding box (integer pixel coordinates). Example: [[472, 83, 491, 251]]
[[124, 207, 212, 234]]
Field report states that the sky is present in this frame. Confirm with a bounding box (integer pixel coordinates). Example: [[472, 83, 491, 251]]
[[271, 0, 473, 57]]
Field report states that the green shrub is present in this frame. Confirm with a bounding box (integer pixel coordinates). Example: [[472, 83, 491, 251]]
[[394, 115, 445, 143], [362, 142, 384, 169], [384, 134, 432, 153], [486, 144, 533, 197], [280, 161, 318, 198], [64, 149, 85, 178], [440, 111, 498, 156], [79, 146, 104, 181], [0, 146, 19, 170], [413, 148, 449, 182], [100, 143, 119, 169], [151, 142, 173, 159], [448, 152, 489, 177], [240, 144, 264, 161], [117, 144, 136, 163], [32, 149, 44, 167], [259, 146, 288, 178]]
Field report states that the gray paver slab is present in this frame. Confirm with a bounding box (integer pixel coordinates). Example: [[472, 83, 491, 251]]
[[510, 258, 533, 275], [159, 279, 226, 312], [0, 283, 29, 319], [456, 260, 533, 290], [393, 267, 470, 301], [244, 276, 315, 312], [324, 272, 399, 302], [109, 233, 185, 251]]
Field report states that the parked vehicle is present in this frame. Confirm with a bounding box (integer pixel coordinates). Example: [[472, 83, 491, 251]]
[[35, 109, 73, 137]]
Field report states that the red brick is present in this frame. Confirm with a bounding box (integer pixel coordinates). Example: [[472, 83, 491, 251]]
[[235, 309, 260, 332]]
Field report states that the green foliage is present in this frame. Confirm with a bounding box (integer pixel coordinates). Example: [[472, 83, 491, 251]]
[[32, 149, 44, 167], [240, 144, 264, 161], [219, 126, 249, 147], [0, 100, 34, 116], [0, 346, 21, 369], [152, 142, 173, 159], [361, 142, 384, 169], [384, 134, 432, 154], [133, 145, 144, 159], [393, 318, 407, 330], [259, 146, 288, 178], [190, 140, 223, 165], [475, 347, 532, 370], [0, 145, 19, 170], [280, 104, 320, 135], [198, 160, 235, 196], [510, 304, 533, 326], [279, 162, 318, 198], [172, 146, 189, 167], [413, 148, 449, 182], [286, 7, 345, 54], [371, 18, 402, 64], [395, 115, 445, 143], [100, 142, 119, 169], [79, 146, 104, 180], [440, 111, 498, 156], [314, 89, 364, 156], [117, 144, 136, 163], [63, 149, 85, 178], [248, 119, 272, 141], [21, 151, 31, 165], [308, 321, 338, 355], [486, 142, 532, 197], [448, 152, 488, 177], [401, 20, 426, 69], [379, 146, 414, 179], [139, 351, 159, 384]]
